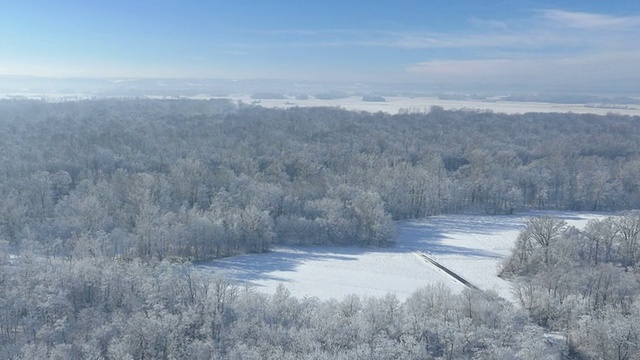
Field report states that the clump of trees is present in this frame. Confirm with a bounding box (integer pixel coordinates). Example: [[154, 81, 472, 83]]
[[362, 95, 385, 102], [501, 212, 640, 358]]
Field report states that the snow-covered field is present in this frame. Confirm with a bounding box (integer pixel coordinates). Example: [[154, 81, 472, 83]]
[[4, 92, 639, 116], [197, 212, 606, 302], [227, 95, 640, 116]]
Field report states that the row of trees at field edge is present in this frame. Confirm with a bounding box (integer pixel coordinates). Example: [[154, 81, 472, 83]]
[[1, 99, 639, 260]]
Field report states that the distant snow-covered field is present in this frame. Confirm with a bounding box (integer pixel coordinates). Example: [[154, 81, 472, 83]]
[[196, 212, 606, 302], [4, 92, 639, 116], [227, 95, 640, 116]]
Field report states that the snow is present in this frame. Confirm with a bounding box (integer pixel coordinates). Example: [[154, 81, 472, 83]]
[[196, 211, 608, 302], [3, 92, 638, 116], [226, 95, 640, 116], [197, 246, 466, 301]]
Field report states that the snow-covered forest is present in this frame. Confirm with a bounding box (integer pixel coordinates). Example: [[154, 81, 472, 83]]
[[2, 99, 640, 259], [1, 99, 640, 358]]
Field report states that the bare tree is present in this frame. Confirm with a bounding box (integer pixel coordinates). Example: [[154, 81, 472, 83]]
[[525, 216, 567, 266]]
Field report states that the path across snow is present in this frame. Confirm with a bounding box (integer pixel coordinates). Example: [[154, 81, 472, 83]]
[[415, 251, 481, 291], [196, 211, 607, 301]]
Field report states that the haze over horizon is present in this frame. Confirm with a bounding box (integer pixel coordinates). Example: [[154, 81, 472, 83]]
[[2, 1, 640, 95]]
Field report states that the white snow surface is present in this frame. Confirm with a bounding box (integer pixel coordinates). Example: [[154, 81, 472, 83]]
[[4, 93, 639, 116], [227, 95, 640, 116], [196, 212, 607, 302]]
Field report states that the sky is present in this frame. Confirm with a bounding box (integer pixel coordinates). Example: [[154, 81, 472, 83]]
[[1, 0, 639, 94]]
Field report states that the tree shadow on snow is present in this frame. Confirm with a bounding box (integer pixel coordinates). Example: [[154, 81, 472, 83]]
[[195, 248, 359, 285]]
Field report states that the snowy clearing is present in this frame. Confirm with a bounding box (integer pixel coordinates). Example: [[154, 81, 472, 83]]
[[196, 212, 607, 302]]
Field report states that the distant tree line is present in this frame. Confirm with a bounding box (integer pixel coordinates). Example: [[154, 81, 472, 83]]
[[1, 99, 640, 260]]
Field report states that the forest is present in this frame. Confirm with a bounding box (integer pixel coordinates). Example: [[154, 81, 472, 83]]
[[1, 99, 640, 358]]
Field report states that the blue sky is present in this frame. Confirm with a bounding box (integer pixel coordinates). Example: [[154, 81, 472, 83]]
[[1, 1, 639, 94]]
